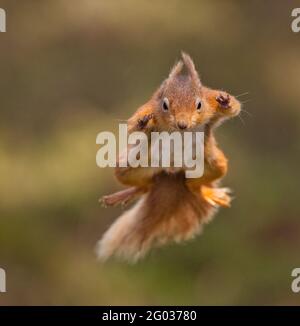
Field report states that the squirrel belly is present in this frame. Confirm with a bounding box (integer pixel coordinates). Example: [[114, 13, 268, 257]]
[[96, 172, 217, 262]]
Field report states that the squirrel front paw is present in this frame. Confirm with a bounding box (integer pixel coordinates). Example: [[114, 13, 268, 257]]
[[137, 113, 154, 130], [216, 93, 231, 109]]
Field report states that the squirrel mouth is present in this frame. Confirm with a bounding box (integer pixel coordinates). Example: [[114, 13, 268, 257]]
[[185, 124, 206, 132], [171, 121, 207, 132]]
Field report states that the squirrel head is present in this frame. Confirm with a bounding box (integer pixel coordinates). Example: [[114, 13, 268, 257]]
[[152, 52, 214, 131], [151, 52, 241, 131]]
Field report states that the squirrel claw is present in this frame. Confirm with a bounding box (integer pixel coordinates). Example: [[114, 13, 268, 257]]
[[100, 187, 144, 207], [201, 186, 232, 208], [137, 113, 154, 129], [100, 194, 130, 208], [216, 93, 231, 109], [99, 197, 108, 208]]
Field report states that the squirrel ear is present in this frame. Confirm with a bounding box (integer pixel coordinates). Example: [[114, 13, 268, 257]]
[[181, 52, 202, 87], [153, 79, 167, 100], [153, 60, 183, 100], [168, 60, 184, 80]]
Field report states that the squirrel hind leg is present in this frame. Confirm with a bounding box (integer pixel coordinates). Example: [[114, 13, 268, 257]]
[[100, 187, 144, 207], [201, 186, 232, 208]]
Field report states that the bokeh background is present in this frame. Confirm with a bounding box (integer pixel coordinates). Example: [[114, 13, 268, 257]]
[[0, 0, 300, 305]]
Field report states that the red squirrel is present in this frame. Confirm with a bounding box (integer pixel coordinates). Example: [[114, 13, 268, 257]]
[[97, 53, 241, 262]]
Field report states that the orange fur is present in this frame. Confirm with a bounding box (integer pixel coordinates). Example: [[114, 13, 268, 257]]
[[98, 172, 216, 262]]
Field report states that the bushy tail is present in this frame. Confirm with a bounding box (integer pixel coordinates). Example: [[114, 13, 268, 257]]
[[96, 172, 216, 262]]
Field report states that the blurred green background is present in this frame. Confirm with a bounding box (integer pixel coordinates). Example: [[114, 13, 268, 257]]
[[0, 0, 300, 305]]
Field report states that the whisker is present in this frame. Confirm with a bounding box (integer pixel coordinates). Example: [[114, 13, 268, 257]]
[[240, 108, 252, 117], [234, 91, 250, 98], [240, 99, 252, 105], [238, 113, 245, 125]]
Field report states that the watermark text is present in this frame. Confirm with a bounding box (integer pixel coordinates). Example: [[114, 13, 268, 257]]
[[291, 268, 300, 293], [96, 124, 204, 178], [291, 8, 300, 32], [0, 8, 6, 32], [0, 268, 6, 292]]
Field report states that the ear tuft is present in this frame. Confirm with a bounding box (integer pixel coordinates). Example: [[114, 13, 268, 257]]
[[181, 51, 201, 86], [168, 60, 184, 80]]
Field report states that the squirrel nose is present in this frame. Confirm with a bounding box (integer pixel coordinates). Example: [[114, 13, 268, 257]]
[[177, 121, 187, 130]]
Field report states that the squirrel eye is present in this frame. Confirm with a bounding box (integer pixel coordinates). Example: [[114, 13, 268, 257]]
[[196, 98, 202, 111], [162, 97, 169, 112]]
